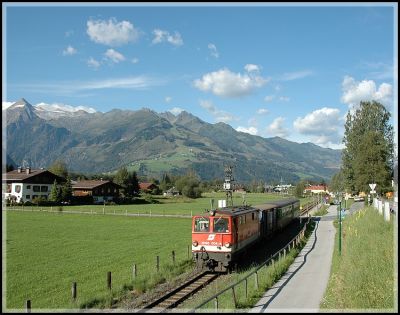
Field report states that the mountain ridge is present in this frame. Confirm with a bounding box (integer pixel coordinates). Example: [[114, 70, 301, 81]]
[[4, 98, 342, 183]]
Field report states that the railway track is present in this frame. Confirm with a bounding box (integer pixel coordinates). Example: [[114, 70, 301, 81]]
[[138, 271, 219, 312]]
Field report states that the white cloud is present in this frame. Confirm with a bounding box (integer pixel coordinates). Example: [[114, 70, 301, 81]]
[[35, 102, 97, 114], [194, 68, 269, 98], [152, 29, 183, 46], [341, 75, 393, 109], [279, 96, 290, 102], [87, 57, 101, 69], [244, 64, 261, 73], [165, 96, 172, 103], [169, 107, 184, 115], [267, 117, 289, 138], [236, 126, 258, 135], [278, 70, 314, 81], [62, 45, 77, 56], [2, 101, 15, 110], [65, 30, 74, 37], [104, 49, 125, 63], [264, 95, 275, 102], [87, 18, 140, 46], [257, 108, 269, 115], [15, 76, 164, 96], [208, 43, 219, 58], [293, 107, 343, 146], [131, 57, 139, 64], [199, 99, 237, 123]]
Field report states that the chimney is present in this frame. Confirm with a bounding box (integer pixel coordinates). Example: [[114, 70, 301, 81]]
[[26, 167, 31, 175], [17, 167, 22, 173]]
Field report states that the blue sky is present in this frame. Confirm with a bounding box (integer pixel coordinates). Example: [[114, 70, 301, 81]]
[[3, 3, 397, 149]]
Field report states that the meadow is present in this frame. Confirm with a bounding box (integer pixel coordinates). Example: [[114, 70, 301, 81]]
[[8, 192, 313, 216], [5, 211, 192, 310], [4, 193, 315, 310]]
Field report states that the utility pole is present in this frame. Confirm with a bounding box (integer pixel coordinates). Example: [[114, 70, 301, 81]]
[[223, 165, 234, 207]]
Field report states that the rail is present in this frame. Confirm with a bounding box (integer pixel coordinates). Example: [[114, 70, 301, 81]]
[[139, 271, 219, 312], [300, 199, 320, 216], [190, 216, 312, 312]]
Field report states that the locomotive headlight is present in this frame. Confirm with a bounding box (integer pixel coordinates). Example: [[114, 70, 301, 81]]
[[192, 241, 198, 247], [224, 242, 231, 248]]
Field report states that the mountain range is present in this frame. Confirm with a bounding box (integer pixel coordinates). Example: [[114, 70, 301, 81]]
[[3, 98, 342, 183]]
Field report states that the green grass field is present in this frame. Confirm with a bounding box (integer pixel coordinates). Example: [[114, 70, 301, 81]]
[[5, 211, 192, 310], [4, 193, 316, 310], [7, 192, 307, 216], [321, 206, 395, 310]]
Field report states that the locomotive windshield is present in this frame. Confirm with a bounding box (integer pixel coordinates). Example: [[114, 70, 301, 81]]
[[194, 217, 210, 232], [213, 217, 229, 233]]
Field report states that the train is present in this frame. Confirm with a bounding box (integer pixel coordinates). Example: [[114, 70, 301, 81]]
[[191, 198, 300, 272]]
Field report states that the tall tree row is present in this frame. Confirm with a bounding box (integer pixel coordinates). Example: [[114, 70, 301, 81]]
[[340, 101, 394, 195]]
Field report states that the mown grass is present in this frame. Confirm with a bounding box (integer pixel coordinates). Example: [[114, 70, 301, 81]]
[[7, 192, 308, 216], [320, 206, 396, 311], [313, 204, 329, 216], [179, 220, 316, 311], [4, 211, 193, 310]]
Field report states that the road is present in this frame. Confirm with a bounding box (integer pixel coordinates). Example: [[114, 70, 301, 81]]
[[249, 201, 364, 313]]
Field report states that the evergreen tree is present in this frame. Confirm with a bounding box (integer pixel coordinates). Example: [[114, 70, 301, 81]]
[[49, 179, 62, 203], [341, 101, 394, 195], [61, 175, 73, 202]]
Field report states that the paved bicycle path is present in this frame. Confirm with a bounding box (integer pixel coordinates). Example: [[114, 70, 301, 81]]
[[249, 203, 362, 313]]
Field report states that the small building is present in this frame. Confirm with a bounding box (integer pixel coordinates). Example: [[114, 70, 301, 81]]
[[139, 182, 158, 193], [163, 187, 180, 196], [304, 185, 329, 195], [2, 167, 65, 204], [72, 180, 121, 204]]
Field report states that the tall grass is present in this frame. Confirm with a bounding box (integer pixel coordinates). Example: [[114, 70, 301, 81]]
[[321, 206, 396, 311]]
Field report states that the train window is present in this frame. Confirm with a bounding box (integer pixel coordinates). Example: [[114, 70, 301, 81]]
[[213, 217, 229, 233], [252, 213, 255, 220], [194, 217, 210, 232]]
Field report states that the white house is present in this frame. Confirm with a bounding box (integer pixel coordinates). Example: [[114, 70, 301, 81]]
[[2, 167, 65, 204]]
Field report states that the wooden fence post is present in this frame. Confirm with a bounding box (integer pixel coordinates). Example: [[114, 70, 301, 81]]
[[132, 264, 137, 279], [214, 297, 218, 311], [72, 282, 77, 300], [245, 278, 248, 298], [156, 256, 160, 272], [254, 271, 259, 290], [172, 251, 176, 265], [26, 300, 31, 313], [231, 287, 237, 307], [107, 271, 112, 290]]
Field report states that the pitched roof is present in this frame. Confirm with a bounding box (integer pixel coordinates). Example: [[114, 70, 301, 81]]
[[305, 185, 327, 191], [139, 182, 157, 190], [72, 180, 121, 190], [2, 169, 64, 182]]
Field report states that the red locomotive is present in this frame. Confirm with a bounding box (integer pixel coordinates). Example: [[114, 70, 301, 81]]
[[192, 198, 300, 272]]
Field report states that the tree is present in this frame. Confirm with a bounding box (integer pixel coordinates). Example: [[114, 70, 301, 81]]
[[114, 167, 140, 197], [341, 101, 394, 195], [175, 174, 202, 198], [49, 179, 62, 203], [294, 181, 306, 198], [329, 171, 345, 194], [61, 175, 73, 202], [49, 160, 68, 179], [160, 173, 173, 192]]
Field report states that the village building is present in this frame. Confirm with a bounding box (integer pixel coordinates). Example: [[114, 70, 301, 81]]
[[139, 182, 158, 193], [2, 167, 65, 204], [72, 180, 121, 204]]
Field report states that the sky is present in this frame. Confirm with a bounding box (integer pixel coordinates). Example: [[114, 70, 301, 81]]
[[3, 2, 398, 150]]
